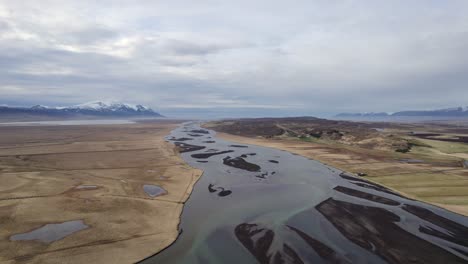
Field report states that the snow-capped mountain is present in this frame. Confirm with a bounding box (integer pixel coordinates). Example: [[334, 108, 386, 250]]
[[64, 101, 153, 112], [0, 101, 163, 119]]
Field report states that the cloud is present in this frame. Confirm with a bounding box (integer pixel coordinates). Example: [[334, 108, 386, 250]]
[[163, 39, 236, 56], [61, 26, 119, 45], [0, 0, 468, 117]]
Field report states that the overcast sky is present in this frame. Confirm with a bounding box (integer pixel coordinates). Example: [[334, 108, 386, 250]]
[[1, 0, 468, 117]]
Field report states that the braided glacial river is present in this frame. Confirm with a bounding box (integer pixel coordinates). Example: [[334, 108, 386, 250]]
[[141, 122, 468, 264]]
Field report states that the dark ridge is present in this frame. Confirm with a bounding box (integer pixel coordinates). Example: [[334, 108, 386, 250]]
[[281, 243, 305, 264], [316, 198, 467, 264], [334, 186, 400, 206], [174, 142, 206, 153], [338, 172, 370, 183], [197, 160, 208, 163], [208, 184, 232, 197], [402, 204, 468, 247], [411, 133, 468, 143], [188, 133, 204, 137], [234, 223, 275, 264], [287, 225, 347, 263], [191, 150, 234, 159], [350, 182, 406, 199], [223, 156, 261, 172], [268, 160, 279, 164], [339, 172, 406, 198], [208, 184, 217, 193], [203, 141, 216, 143], [189, 129, 210, 134], [234, 223, 306, 264], [229, 145, 249, 148], [209, 119, 287, 137], [169, 137, 193, 141], [240, 153, 257, 158], [218, 190, 232, 197]]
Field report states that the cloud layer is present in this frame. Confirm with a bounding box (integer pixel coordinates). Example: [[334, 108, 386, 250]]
[[1, 0, 468, 117]]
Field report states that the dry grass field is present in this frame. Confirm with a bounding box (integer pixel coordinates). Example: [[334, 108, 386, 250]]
[[0, 121, 201, 263]]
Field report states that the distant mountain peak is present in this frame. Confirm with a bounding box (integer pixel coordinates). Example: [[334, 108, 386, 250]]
[[30, 105, 49, 110], [335, 106, 468, 120], [69, 101, 152, 112], [335, 112, 389, 118], [0, 101, 163, 119]]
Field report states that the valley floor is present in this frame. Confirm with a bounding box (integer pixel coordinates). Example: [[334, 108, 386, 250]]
[[0, 121, 201, 263]]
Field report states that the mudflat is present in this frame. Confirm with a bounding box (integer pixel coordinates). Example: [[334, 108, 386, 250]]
[[0, 121, 202, 263]]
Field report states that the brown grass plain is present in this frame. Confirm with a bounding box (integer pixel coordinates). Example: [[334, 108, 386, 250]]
[[0, 121, 201, 263]]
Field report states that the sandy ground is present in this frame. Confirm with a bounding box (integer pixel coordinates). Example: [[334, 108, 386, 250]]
[[0, 121, 202, 263], [215, 132, 468, 216]]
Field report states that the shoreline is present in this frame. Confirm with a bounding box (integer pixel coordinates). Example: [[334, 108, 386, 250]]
[[0, 122, 202, 263], [141, 122, 468, 263]]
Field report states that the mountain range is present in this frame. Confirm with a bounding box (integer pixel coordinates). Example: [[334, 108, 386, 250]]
[[0, 101, 163, 121], [336, 106, 468, 119]]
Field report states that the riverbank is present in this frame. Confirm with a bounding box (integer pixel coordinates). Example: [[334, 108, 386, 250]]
[[143, 122, 468, 264], [0, 121, 202, 263], [213, 131, 468, 216]]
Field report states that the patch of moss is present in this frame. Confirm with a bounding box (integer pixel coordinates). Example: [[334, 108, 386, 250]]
[[309, 131, 322, 138], [395, 139, 431, 153]]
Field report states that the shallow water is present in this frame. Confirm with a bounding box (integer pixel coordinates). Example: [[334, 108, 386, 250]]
[[143, 185, 167, 197], [75, 185, 98, 190], [10, 220, 88, 243], [141, 122, 468, 264]]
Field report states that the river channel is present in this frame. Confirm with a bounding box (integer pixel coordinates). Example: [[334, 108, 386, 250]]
[[141, 122, 468, 264]]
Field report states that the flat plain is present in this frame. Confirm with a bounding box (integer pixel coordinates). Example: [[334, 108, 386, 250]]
[[0, 120, 201, 263]]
